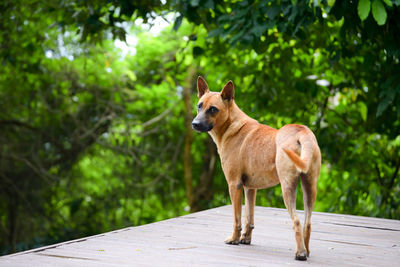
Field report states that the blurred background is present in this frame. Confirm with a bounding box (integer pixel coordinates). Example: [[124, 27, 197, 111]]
[[0, 0, 399, 255]]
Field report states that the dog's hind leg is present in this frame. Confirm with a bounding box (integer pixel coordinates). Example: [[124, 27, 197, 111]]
[[280, 177, 307, 261], [225, 184, 243, 245], [277, 146, 308, 260], [301, 173, 317, 257], [240, 188, 257, 244]]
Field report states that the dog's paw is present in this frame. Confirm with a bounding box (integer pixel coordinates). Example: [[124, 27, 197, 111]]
[[239, 236, 251, 245], [239, 239, 251, 245], [295, 251, 307, 261], [224, 237, 240, 245]]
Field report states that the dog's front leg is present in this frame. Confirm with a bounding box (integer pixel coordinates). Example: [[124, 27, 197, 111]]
[[225, 184, 243, 245], [240, 188, 256, 244]]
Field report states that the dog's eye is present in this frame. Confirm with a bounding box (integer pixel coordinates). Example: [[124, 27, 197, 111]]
[[208, 106, 219, 114], [197, 102, 203, 111]]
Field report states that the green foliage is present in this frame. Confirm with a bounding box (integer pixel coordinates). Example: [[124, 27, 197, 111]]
[[372, 0, 387, 25], [358, 0, 371, 21], [1, 0, 400, 257], [357, 0, 395, 24]]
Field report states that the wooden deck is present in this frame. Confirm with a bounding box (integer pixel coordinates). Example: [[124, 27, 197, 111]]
[[1, 205, 399, 266]]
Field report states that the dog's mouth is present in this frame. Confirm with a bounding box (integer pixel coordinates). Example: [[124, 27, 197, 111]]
[[192, 122, 213, 132]]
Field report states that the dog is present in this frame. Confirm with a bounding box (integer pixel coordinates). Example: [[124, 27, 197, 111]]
[[192, 76, 321, 261]]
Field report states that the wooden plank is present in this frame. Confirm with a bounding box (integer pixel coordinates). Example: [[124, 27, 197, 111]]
[[1, 205, 399, 267]]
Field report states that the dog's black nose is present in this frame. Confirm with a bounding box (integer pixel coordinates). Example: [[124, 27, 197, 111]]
[[192, 119, 213, 132], [192, 121, 200, 129]]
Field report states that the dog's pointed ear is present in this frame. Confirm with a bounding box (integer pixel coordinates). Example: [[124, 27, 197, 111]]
[[197, 76, 209, 98], [221, 80, 234, 101]]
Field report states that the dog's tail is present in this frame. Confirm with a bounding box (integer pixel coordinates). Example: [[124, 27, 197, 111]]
[[282, 134, 315, 173]]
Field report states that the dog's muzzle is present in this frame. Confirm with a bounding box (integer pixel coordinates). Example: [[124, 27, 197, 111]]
[[192, 119, 213, 132]]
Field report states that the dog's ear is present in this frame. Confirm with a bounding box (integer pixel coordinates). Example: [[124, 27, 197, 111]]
[[197, 76, 209, 98], [221, 80, 234, 101]]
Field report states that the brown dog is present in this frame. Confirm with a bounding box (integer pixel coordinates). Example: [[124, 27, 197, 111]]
[[192, 76, 321, 261]]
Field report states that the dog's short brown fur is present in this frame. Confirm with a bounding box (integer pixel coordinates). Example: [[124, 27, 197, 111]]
[[192, 77, 321, 261]]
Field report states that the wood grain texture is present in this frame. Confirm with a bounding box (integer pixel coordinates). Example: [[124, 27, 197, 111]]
[[1, 205, 399, 266]]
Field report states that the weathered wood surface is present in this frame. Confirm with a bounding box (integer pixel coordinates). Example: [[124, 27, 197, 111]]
[[1, 205, 399, 266]]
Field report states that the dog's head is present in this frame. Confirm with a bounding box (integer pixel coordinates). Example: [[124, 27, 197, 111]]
[[192, 76, 234, 132]]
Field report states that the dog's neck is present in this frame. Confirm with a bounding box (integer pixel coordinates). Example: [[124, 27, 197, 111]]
[[209, 100, 256, 147]]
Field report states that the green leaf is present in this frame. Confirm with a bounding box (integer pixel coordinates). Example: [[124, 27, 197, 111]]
[[358, 102, 368, 121], [358, 0, 371, 21], [204, 0, 215, 9], [208, 28, 224, 38], [381, 0, 393, 6], [173, 15, 183, 31], [376, 95, 393, 117], [372, 0, 387, 25], [266, 5, 281, 20], [190, 0, 201, 7], [327, 0, 336, 6]]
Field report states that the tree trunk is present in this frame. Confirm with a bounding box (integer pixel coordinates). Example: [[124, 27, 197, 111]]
[[190, 135, 218, 212], [8, 193, 18, 253], [182, 67, 196, 209]]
